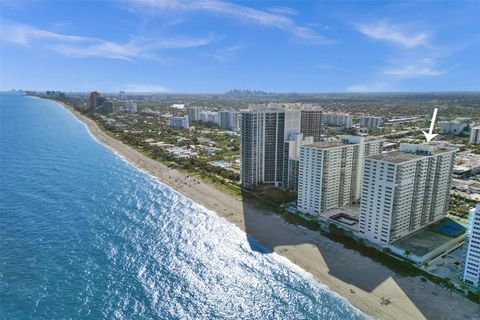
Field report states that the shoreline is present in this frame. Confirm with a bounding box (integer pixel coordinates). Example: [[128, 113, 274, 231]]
[[54, 99, 478, 320]]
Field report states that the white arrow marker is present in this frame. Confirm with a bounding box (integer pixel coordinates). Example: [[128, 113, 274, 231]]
[[422, 108, 439, 143]]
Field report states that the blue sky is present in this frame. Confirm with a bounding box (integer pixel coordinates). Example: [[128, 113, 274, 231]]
[[0, 0, 479, 93]]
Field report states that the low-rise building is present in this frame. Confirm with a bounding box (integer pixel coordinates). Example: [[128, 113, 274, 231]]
[[453, 151, 480, 179], [167, 147, 197, 159]]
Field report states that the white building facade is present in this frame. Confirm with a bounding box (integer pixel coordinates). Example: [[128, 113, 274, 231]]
[[200, 111, 219, 125], [169, 115, 189, 129], [470, 127, 480, 145], [360, 116, 382, 129], [358, 144, 457, 245], [463, 205, 480, 289], [219, 110, 239, 130], [187, 106, 202, 122], [297, 136, 383, 215], [126, 100, 137, 113], [322, 112, 353, 129], [440, 118, 470, 136]]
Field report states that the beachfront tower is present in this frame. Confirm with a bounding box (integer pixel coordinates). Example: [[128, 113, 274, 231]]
[[358, 143, 457, 245], [89, 91, 100, 110], [297, 135, 383, 215], [239, 105, 300, 188], [463, 205, 480, 289]]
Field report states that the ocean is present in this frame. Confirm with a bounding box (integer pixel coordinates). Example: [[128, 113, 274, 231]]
[[0, 93, 367, 319]]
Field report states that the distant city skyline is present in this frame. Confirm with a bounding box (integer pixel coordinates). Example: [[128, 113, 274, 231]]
[[1, 0, 479, 93]]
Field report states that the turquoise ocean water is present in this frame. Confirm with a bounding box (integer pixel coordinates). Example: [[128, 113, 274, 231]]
[[0, 93, 367, 319]]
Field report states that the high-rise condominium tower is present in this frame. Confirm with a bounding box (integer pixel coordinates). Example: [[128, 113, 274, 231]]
[[469, 126, 480, 145], [239, 106, 300, 188], [300, 109, 323, 142], [297, 135, 383, 215], [360, 116, 382, 129], [322, 112, 353, 129], [358, 143, 457, 245], [186, 106, 202, 122], [463, 205, 480, 289]]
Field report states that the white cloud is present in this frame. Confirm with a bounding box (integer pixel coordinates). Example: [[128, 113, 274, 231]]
[[347, 82, 391, 92], [355, 20, 430, 48], [202, 44, 244, 62], [267, 6, 298, 16], [0, 19, 216, 60], [384, 65, 447, 78], [130, 0, 331, 44], [121, 83, 170, 92]]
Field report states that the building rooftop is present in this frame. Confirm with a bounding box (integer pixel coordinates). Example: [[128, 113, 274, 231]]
[[364, 136, 385, 142], [369, 151, 422, 163], [303, 141, 347, 149], [240, 106, 283, 113]]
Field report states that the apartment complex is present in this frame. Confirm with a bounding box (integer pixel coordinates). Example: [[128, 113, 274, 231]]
[[219, 110, 239, 130], [239, 106, 300, 188], [360, 116, 382, 129], [284, 133, 313, 190], [96, 100, 114, 114], [463, 205, 480, 289], [358, 144, 457, 245], [440, 118, 470, 136], [322, 112, 353, 129], [170, 115, 189, 129], [200, 111, 219, 125], [470, 127, 480, 145], [89, 91, 100, 110], [126, 100, 137, 113], [300, 109, 323, 142], [187, 106, 202, 122], [297, 135, 383, 215]]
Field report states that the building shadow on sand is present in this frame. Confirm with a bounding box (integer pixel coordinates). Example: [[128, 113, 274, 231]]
[[239, 189, 477, 320]]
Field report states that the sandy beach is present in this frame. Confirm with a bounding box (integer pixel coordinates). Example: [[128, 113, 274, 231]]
[[57, 100, 479, 320]]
